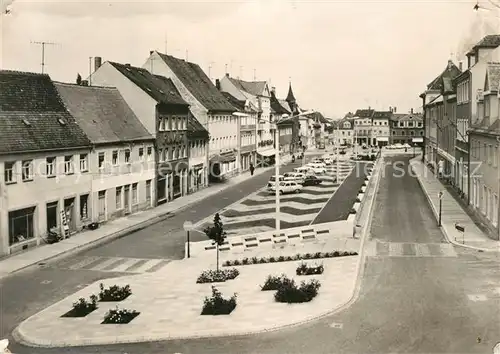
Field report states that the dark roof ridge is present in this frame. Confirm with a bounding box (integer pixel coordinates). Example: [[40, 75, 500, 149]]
[[53, 81, 119, 90]]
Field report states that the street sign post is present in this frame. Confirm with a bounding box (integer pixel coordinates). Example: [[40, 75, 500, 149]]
[[438, 191, 443, 227], [455, 223, 465, 244]]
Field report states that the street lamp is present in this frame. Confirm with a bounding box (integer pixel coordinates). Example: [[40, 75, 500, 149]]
[[275, 110, 316, 234], [438, 191, 443, 227], [183, 220, 193, 258]]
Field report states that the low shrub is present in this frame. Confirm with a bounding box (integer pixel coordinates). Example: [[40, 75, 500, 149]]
[[233, 260, 241, 266], [261, 274, 295, 291], [269, 256, 276, 263], [102, 307, 139, 324], [355, 197, 361, 203], [277, 255, 285, 262], [362, 182, 366, 187], [196, 268, 240, 283], [222, 251, 359, 267], [223, 260, 232, 266], [201, 286, 237, 315], [296, 262, 324, 276], [99, 283, 132, 302], [242, 257, 249, 265], [274, 279, 321, 303], [62, 295, 98, 317], [349, 208, 357, 214], [313, 252, 322, 259], [251, 256, 259, 264], [285, 255, 293, 261], [304, 253, 312, 259], [259, 257, 268, 264]]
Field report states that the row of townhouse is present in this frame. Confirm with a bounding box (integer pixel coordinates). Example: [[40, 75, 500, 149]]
[[420, 34, 500, 240], [1, 52, 328, 256], [331, 109, 424, 147]]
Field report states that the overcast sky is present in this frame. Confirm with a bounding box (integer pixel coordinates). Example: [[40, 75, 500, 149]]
[[2, 0, 500, 117]]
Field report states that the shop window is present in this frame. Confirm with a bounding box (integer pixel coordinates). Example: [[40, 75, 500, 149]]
[[46, 201, 58, 232], [9, 207, 36, 245]]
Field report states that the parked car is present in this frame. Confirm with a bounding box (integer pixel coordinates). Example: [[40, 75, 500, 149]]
[[306, 163, 327, 174], [294, 166, 315, 175], [302, 175, 322, 186], [323, 157, 334, 165], [284, 172, 306, 184], [269, 181, 302, 194], [267, 175, 284, 189]]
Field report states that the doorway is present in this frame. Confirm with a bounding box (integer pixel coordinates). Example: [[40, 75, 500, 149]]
[[64, 197, 76, 232], [124, 185, 130, 213], [98, 191, 106, 221], [46, 201, 58, 233]]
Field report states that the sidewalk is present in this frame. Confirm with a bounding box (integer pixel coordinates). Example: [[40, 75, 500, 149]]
[[410, 157, 500, 252], [0, 164, 281, 280]]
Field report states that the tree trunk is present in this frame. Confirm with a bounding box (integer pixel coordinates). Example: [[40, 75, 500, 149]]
[[216, 244, 219, 272]]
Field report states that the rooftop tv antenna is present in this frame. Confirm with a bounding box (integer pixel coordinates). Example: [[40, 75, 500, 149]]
[[30, 40, 59, 74]]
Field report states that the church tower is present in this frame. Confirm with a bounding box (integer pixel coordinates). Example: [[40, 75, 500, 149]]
[[286, 82, 298, 114]]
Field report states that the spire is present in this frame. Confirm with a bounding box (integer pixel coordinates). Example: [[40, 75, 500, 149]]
[[286, 81, 296, 103]]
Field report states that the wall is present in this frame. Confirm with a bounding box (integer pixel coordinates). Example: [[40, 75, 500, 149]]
[[208, 113, 239, 156], [90, 62, 158, 137], [0, 148, 92, 255]]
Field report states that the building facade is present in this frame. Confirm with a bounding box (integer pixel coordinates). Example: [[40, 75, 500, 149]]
[[332, 118, 354, 145], [371, 111, 391, 146], [90, 60, 200, 204], [390, 111, 424, 145], [55, 82, 156, 222], [353, 109, 374, 145], [142, 51, 237, 180], [0, 70, 92, 256]]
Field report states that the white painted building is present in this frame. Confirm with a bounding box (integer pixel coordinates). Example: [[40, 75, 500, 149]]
[[0, 70, 93, 256], [55, 82, 156, 223]]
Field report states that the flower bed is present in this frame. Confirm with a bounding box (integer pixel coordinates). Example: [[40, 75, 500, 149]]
[[296, 262, 324, 276], [196, 268, 240, 283], [98, 283, 132, 302], [274, 279, 321, 303], [349, 208, 357, 214], [201, 286, 237, 315], [102, 307, 139, 324], [223, 251, 357, 267], [260, 274, 295, 291], [61, 295, 98, 318]]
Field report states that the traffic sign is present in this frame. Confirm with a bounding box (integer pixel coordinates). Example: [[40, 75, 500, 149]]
[[438, 191, 443, 199]]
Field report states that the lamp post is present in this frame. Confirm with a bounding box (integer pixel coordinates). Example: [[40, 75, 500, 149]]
[[336, 123, 340, 181], [275, 110, 316, 234], [183, 220, 193, 258], [438, 191, 443, 227]]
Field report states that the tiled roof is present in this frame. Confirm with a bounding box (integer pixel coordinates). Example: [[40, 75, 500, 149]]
[[54, 82, 152, 144], [227, 77, 268, 97], [187, 114, 209, 139], [391, 113, 423, 122], [372, 111, 392, 119], [354, 109, 374, 118], [0, 70, 91, 154], [221, 92, 260, 113], [427, 60, 462, 91], [474, 34, 500, 49], [305, 111, 329, 124], [485, 63, 500, 92], [156, 53, 235, 112], [109, 62, 188, 106], [336, 118, 354, 130]]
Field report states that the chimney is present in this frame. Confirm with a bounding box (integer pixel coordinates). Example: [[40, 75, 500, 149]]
[[389, 106, 392, 113], [225, 73, 229, 77], [394, 107, 397, 113], [459, 61, 463, 71], [411, 108, 414, 114], [271, 86, 276, 94], [215, 79, 221, 90], [447, 59, 453, 70], [149, 50, 154, 55], [125, 63, 131, 67], [81, 80, 89, 86], [94, 56, 102, 71]]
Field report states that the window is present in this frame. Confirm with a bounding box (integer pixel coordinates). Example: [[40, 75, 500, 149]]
[[4, 161, 15, 183], [158, 117, 165, 131], [489, 145, 493, 164], [139, 147, 144, 160], [80, 194, 89, 219], [80, 154, 88, 172], [116, 186, 123, 209], [147, 146, 153, 159], [159, 148, 164, 162], [132, 183, 138, 205], [64, 155, 74, 174], [22, 160, 33, 181], [146, 179, 152, 204], [173, 117, 178, 130], [98, 152, 105, 169], [46, 157, 56, 177], [172, 147, 176, 160], [164, 148, 169, 161], [9, 207, 35, 245], [112, 150, 118, 165], [124, 149, 131, 164]]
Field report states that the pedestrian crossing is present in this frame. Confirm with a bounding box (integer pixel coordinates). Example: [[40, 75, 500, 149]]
[[52, 255, 171, 274], [366, 241, 458, 258]]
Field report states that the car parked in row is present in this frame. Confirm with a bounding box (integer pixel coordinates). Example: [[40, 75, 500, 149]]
[[284, 172, 306, 184], [306, 162, 327, 174], [267, 175, 284, 188], [302, 175, 322, 186], [268, 181, 302, 194]]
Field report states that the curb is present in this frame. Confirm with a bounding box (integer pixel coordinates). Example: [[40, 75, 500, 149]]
[[409, 159, 499, 253], [13, 161, 384, 348], [1, 166, 279, 280]]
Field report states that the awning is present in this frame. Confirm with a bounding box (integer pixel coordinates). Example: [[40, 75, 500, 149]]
[[412, 137, 424, 142], [258, 149, 276, 157], [210, 152, 236, 164], [376, 137, 389, 142]]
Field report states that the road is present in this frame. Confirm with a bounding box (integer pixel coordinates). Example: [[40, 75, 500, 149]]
[[1, 153, 330, 350], [7, 155, 499, 354]]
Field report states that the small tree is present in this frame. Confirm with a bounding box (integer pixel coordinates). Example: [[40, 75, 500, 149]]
[[203, 213, 227, 271], [76, 73, 82, 85]]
